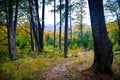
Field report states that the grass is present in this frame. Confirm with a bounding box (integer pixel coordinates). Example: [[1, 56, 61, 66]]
[[112, 52, 120, 78], [0, 57, 54, 80], [0, 46, 120, 80], [70, 59, 85, 68], [0, 47, 77, 80]]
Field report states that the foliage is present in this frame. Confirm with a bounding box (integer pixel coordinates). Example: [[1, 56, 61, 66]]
[[72, 27, 93, 50], [106, 21, 120, 51], [45, 33, 54, 46]]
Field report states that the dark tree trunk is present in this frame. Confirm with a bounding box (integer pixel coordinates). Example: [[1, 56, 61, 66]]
[[54, 0, 56, 48], [4, 0, 8, 28], [35, 0, 42, 52], [59, 0, 62, 50], [8, 0, 16, 60], [29, 0, 40, 52], [27, 0, 34, 51], [41, 0, 45, 50], [64, 0, 69, 57], [14, 0, 19, 56], [14, 0, 19, 35], [88, 0, 113, 73], [30, 22, 34, 51], [80, 7, 83, 46], [117, 0, 120, 46], [70, 8, 72, 49]]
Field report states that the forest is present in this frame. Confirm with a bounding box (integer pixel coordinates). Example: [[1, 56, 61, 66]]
[[0, 0, 120, 80]]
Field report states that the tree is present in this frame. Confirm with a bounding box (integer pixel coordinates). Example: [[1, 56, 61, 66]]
[[69, 5, 72, 49], [75, 0, 86, 46], [4, 0, 19, 60], [68, 0, 73, 49], [117, 0, 120, 45], [88, 0, 113, 73], [59, 0, 62, 50], [54, 0, 56, 48], [64, 0, 69, 57], [105, 0, 120, 46], [28, 0, 42, 52], [41, 0, 45, 50]]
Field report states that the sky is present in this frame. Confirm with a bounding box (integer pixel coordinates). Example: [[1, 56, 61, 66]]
[[39, 0, 91, 27]]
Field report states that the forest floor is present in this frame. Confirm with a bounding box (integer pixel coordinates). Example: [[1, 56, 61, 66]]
[[43, 51, 120, 80]]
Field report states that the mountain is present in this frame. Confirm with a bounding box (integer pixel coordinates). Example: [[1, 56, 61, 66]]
[[45, 24, 59, 31]]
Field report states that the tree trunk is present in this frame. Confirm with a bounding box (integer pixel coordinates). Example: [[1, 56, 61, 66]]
[[8, 0, 16, 60], [64, 0, 69, 57], [30, 22, 34, 51], [70, 8, 72, 49], [41, 0, 45, 50], [29, 0, 40, 52], [28, 0, 34, 51], [14, 0, 19, 57], [54, 0, 56, 48], [59, 0, 62, 50], [14, 0, 19, 35], [4, 0, 8, 28], [35, 0, 41, 52], [88, 0, 113, 73], [117, 0, 120, 46], [80, 7, 83, 46]]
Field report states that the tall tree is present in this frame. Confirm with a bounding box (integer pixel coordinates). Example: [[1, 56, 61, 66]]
[[28, 0, 41, 52], [117, 0, 120, 45], [105, 0, 120, 46], [75, 0, 86, 46], [69, 7, 72, 49], [88, 0, 113, 73], [69, 0, 73, 49], [35, 0, 42, 52], [28, 0, 36, 51], [54, 0, 56, 48], [4, 0, 19, 60], [59, 0, 62, 50], [41, 0, 45, 50], [64, 0, 69, 57]]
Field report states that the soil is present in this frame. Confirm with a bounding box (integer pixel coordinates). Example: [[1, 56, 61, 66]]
[[43, 52, 119, 80]]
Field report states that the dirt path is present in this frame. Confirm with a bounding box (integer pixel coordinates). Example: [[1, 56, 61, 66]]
[[43, 52, 119, 80], [43, 52, 92, 80], [44, 60, 76, 80]]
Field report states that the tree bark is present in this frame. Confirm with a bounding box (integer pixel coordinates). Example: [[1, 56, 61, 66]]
[[41, 0, 45, 50], [64, 0, 69, 57], [35, 0, 42, 52], [29, 0, 40, 52], [70, 8, 72, 49], [30, 22, 34, 51], [59, 0, 62, 50], [80, 6, 83, 46], [117, 0, 120, 46], [54, 0, 56, 48], [14, 0, 19, 35], [8, 0, 16, 60], [4, 0, 8, 28], [88, 0, 113, 73]]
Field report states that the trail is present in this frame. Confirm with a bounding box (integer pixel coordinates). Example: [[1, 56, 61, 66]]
[[43, 52, 93, 80]]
